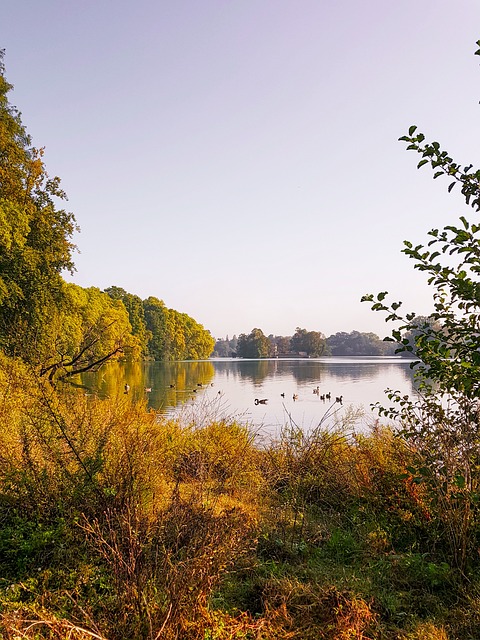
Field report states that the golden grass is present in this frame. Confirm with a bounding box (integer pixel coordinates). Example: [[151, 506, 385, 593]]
[[0, 355, 474, 639]]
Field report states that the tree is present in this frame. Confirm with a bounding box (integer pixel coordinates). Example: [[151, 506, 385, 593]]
[[236, 328, 270, 358], [179, 312, 215, 360], [105, 286, 151, 356], [39, 284, 139, 381], [142, 296, 214, 361], [362, 39, 480, 574], [143, 297, 170, 360], [291, 327, 328, 357], [0, 51, 77, 360]]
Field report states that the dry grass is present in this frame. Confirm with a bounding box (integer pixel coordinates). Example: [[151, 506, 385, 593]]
[[260, 578, 378, 639], [0, 355, 476, 639], [0, 609, 107, 640]]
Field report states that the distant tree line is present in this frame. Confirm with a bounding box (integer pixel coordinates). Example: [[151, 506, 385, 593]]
[[213, 327, 403, 358], [327, 330, 397, 356]]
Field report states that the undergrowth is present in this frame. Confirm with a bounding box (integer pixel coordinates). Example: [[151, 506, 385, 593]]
[[0, 356, 478, 639]]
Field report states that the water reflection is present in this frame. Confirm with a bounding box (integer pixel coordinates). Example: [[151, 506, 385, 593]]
[[79, 360, 215, 411], [78, 357, 417, 433], [210, 357, 417, 388]]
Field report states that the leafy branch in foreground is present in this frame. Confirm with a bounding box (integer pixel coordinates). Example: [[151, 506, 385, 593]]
[[362, 210, 480, 398], [362, 40, 480, 574]]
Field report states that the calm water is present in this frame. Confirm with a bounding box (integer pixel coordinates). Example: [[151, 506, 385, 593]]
[[79, 357, 417, 435]]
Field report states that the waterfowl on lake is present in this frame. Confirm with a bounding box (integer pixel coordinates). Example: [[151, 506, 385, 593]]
[[280, 392, 285, 398], [145, 387, 152, 392], [169, 384, 175, 388], [336, 395, 343, 404], [325, 392, 331, 400], [254, 398, 268, 405], [293, 394, 298, 401]]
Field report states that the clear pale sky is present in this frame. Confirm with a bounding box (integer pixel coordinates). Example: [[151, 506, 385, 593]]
[[2, 1, 480, 339]]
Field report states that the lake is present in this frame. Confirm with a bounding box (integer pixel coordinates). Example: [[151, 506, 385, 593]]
[[79, 357, 417, 436]]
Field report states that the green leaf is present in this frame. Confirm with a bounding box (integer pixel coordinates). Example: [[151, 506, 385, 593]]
[[408, 125, 417, 136]]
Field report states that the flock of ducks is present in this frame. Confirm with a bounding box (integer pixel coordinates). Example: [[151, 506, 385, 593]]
[[124, 382, 344, 406], [254, 389, 343, 406]]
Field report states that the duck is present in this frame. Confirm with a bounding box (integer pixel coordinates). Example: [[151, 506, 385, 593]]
[[145, 387, 152, 393], [325, 392, 331, 400], [336, 395, 343, 404], [254, 398, 268, 405], [280, 392, 285, 398], [293, 394, 298, 401]]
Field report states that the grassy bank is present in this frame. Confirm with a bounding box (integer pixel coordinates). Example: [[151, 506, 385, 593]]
[[0, 356, 479, 639]]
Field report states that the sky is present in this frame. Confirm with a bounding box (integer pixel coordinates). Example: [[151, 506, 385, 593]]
[[2, 0, 480, 340]]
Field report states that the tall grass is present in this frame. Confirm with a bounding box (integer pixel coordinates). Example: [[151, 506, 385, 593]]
[[0, 355, 479, 638]]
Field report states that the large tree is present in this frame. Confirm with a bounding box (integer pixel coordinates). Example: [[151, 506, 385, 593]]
[[105, 286, 151, 355], [39, 284, 139, 381], [0, 50, 77, 360], [143, 296, 170, 360], [142, 296, 214, 361]]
